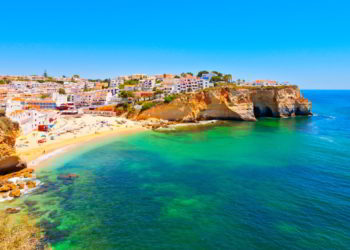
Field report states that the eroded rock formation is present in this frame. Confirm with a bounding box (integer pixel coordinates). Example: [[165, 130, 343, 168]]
[[0, 117, 26, 174], [137, 86, 312, 122]]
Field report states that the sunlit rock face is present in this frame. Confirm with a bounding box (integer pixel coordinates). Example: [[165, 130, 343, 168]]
[[0, 117, 25, 175], [137, 86, 312, 122]]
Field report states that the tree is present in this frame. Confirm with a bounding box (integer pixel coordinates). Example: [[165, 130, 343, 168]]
[[211, 76, 222, 83], [124, 79, 139, 85], [155, 89, 163, 95], [223, 74, 232, 83], [212, 71, 223, 77], [43, 70, 48, 78], [197, 70, 209, 77], [40, 94, 50, 99], [73, 74, 80, 78], [0, 80, 10, 85], [84, 83, 88, 92], [120, 91, 134, 98], [164, 95, 177, 103], [141, 102, 156, 112], [58, 88, 66, 95], [186, 72, 193, 76]]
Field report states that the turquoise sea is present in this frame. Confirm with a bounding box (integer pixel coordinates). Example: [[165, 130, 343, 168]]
[[19, 90, 350, 249]]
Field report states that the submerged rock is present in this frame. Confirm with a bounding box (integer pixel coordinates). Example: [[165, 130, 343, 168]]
[[48, 210, 58, 219], [57, 174, 79, 181], [24, 200, 38, 207], [5, 207, 21, 214]]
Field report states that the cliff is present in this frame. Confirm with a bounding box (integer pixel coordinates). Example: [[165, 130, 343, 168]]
[[137, 86, 312, 122], [0, 117, 26, 175]]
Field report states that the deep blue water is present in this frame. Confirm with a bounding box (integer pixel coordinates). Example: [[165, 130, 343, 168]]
[[21, 90, 350, 249]]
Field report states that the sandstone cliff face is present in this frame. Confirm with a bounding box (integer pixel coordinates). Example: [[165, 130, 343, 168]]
[[137, 86, 312, 122], [0, 118, 25, 175]]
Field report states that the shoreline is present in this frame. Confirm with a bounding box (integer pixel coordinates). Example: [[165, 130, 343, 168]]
[[18, 126, 147, 171]]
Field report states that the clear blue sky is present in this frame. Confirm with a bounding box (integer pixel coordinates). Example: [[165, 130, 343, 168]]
[[1, 0, 349, 89]]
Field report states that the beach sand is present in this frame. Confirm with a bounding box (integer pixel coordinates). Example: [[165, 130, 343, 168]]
[[16, 114, 147, 170]]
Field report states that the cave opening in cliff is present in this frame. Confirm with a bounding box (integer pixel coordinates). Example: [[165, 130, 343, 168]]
[[254, 106, 273, 118], [254, 106, 261, 117]]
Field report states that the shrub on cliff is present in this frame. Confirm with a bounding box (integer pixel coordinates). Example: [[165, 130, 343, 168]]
[[0, 211, 49, 250], [164, 95, 177, 103], [141, 102, 156, 111]]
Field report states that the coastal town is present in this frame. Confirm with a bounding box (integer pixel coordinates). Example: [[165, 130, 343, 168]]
[[1, 71, 288, 136]]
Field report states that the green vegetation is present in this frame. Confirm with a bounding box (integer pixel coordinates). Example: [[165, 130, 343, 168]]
[[141, 102, 157, 111], [223, 74, 232, 82], [58, 88, 66, 95], [120, 91, 134, 98], [0, 79, 11, 85], [211, 76, 222, 83], [197, 70, 209, 77], [211, 73, 232, 83], [124, 79, 139, 85], [119, 84, 125, 89], [180, 72, 193, 77], [164, 94, 177, 103], [212, 71, 223, 77], [40, 94, 50, 99], [154, 89, 164, 95]]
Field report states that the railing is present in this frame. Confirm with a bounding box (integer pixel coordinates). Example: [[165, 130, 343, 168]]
[[82, 110, 117, 117]]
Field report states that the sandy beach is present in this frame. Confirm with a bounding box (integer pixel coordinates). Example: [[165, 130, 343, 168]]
[[16, 114, 147, 170]]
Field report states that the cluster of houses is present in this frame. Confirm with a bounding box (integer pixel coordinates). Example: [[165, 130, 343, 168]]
[[0, 73, 287, 135]]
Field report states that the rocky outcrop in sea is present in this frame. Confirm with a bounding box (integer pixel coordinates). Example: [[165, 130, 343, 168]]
[[0, 168, 41, 202]]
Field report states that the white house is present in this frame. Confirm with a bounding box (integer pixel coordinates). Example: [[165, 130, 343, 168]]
[[52, 93, 68, 107]]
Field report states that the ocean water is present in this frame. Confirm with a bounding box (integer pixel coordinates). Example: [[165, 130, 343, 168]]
[[18, 90, 350, 249]]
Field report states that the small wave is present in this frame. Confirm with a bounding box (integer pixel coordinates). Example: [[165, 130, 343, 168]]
[[319, 136, 334, 143], [29, 146, 71, 166], [313, 113, 336, 120]]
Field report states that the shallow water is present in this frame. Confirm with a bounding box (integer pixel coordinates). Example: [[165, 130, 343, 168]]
[[15, 90, 350, 249]]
